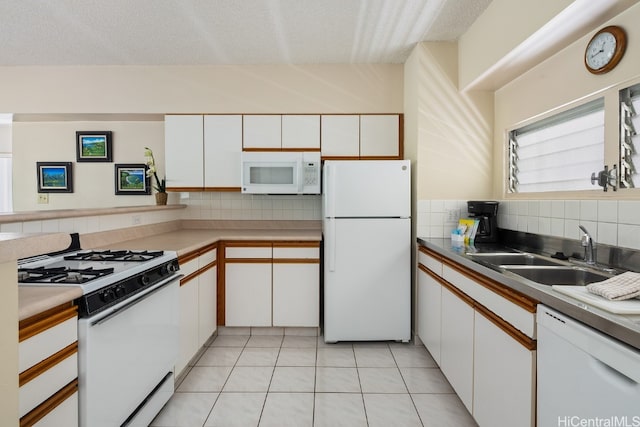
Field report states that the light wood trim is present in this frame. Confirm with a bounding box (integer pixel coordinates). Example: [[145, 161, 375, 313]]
[[200, 261, 217, 273], [19, 304, 77, 343], [20, 378, 78, 427], [398, 114, 404, 159], [442, 257, 538, 313], [166, 186, 204, 192], [321, 155, 360, 161], [204, 187, 242, 192], [272, 241, 320, 248], [439, 275, 475, 308], [272, 258, 320, 264], [224, 258, 273, 264], [19, 342, 77, 387], [242, 148, 321, 152], [418, 245, 443, 261], [218, 244, 226, 326], [198, 242, 219, 254], [178, 251, 200, 265], [475, 303, 536, 351], [223, 241, 273, 249], [181, 260, 217, 286]]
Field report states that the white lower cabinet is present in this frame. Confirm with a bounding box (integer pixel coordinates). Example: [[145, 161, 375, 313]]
[[473, 310, 535, 427], [177, 246, 218, 376], [19, 304, 79, 427], [417, 246, 536, 427], [417, 265, 442, 365], [225, 262, 272, 326], [223, 242, 320, 328], [440, 286, 474, 413], [177, 275, 198, 376]]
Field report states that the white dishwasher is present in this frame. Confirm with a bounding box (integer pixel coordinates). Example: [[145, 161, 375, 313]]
[[537, 305, 640, 426]]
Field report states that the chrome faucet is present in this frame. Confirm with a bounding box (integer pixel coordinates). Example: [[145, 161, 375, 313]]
[[578, 225, 596, 265]]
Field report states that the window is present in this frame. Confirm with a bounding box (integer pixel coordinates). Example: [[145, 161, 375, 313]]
[[508, 98, 605, 193], [620, 83, 640, 189]]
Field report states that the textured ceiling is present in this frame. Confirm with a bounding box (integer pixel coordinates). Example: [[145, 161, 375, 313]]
[[0, 0, 491, 66]]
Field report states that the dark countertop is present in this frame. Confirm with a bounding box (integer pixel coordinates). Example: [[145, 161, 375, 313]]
[[418, 237, 640, 350]]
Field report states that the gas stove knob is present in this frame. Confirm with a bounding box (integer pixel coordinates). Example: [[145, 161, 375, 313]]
[[139, 275, 151, 286], [163, 263, 178, 275], [114, 285, 126, 297], [100, 289, 116, 302]]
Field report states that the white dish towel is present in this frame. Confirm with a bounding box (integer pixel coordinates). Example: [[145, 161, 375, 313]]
[[585, 271, 640, 301]]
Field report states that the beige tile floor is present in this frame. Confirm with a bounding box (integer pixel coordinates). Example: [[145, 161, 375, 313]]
[[150, 333, 477, 427]]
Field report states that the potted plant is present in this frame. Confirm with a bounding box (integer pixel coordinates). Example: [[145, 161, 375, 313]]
[[144, 147, 167, 205]]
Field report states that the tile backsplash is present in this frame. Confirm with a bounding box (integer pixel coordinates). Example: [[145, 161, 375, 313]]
[[180, 192, 322, 221], [417, 199, 640, 251]]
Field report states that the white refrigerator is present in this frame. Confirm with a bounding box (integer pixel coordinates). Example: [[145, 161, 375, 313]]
[[323, 160, 411, 343]]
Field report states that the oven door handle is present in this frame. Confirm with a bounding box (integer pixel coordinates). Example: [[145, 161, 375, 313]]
[[90, 274, 183, 326]]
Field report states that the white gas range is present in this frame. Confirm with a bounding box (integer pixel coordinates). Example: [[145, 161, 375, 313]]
[[19, 237, 182, 427]]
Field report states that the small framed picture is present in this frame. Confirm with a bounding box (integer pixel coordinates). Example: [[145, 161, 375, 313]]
[[115, 163, 150, 195], [37, 162, 73, 193], [76, 131, 113, 162]]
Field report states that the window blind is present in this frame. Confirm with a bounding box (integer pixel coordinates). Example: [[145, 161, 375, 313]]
[[620, 85, 640, 189], [509, 99, 604, 193]]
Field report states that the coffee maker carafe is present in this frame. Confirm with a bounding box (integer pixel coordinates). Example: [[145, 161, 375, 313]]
[[467, 201, 499, 243]]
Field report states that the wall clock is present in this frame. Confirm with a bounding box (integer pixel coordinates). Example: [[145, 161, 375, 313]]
[[584, 25, 627, 74]]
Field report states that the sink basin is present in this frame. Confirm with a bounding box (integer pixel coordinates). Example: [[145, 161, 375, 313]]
[[503, 266, 611, 286], [468, 252, 565, 267]]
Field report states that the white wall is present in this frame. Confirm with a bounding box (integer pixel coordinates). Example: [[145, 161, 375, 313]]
[[2, 64, 403, 212], [12, 120, 165, 211]]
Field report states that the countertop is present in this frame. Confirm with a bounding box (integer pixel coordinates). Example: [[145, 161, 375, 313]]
[[18, 222, 322, 320], [418, 237, 640, 350]]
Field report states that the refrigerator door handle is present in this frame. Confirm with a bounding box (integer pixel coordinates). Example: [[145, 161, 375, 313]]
[[327, 217, 336, 272], [325, 163, 335, 218]]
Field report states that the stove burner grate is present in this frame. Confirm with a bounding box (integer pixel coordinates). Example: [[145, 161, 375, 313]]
[[18, 266, 115, 284], [63, 250, 164, 262]]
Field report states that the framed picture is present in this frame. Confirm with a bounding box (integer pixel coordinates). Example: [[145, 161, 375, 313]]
[[115, 163, 150, 195], [76, 131, 113, 162], [37, 162, 73, 193]]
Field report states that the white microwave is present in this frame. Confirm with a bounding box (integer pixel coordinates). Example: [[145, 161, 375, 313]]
[[241, 151, 321, 194]]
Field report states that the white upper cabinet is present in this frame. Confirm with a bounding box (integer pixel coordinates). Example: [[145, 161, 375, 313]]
[[204, 115, 242, 188], [165, 115, 204, 188], [282, 115, 320, 149], [243, 115, 281, 149], [360, 115, 400, 157], [321, 115, 360, 157]]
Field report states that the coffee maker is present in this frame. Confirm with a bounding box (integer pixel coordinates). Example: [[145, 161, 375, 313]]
[[467, 201, 499, 243]]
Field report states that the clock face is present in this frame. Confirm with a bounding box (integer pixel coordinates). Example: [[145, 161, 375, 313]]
[[585, 31, 617, 70]]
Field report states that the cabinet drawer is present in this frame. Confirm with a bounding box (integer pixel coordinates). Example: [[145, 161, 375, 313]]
[[199, 248, 217, 266], [19, 313, 77, 374], [443, 264, 535, 338], [226, 246, 272, 259], [20, 381, 78, 427], [418, 250, 442, 275], [273, 246, 319, 260], [178, 258, 198, 278], [19, 351, 77, 418]]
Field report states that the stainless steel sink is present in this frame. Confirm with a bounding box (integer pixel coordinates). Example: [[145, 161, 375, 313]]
[[467, 252, 565, 267], [502, 266, 611, 286]]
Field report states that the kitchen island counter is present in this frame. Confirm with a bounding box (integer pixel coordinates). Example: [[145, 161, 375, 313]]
[[418, 237, 640, 350]]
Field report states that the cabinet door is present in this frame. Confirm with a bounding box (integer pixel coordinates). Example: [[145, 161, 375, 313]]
[[321, 115, 359, 157], [225, 263, 272, 326], [440, 286, 474, 413], [282, 115, 320, 149], [473, 311, 535, 427], [243, 115, 281, 149], [176, 277, 198, 376], [164, 115, 204, 188], [204, 115, 242, 188], [417, 266, 442, 365], [273, 263, 319, 327], [360, 115, 400, 157], [198, 264, 217, 346]]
